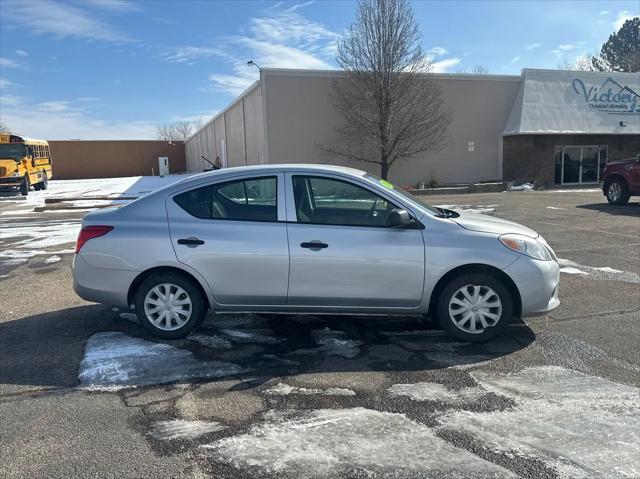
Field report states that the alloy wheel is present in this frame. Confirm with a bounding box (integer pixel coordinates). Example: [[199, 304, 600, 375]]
[[608, 182, 621, 202], [448, 284, 503, 334]]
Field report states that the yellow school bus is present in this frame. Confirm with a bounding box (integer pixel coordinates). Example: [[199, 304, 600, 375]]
[[0, 134, 53, 195]]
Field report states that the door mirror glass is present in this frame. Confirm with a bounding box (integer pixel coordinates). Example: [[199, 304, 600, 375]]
[[387, 208, 412, 228]]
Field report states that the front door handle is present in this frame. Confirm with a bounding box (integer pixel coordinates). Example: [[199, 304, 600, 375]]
[[300, 241, 328, 249], [177, 237, 205, 246]]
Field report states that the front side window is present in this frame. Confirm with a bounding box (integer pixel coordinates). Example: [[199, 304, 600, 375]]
[[175, 176, 277, 222], [292, 175, 399, 227]]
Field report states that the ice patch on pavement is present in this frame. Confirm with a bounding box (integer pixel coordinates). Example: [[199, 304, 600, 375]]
[[264, 383, 356, 396], [439, 366, 640, 478], [78, 332, 249, 390], [188, 333, 232, 350], [389, 382, 485, 403], [150, 419, 227, 441], [43, 255, 61, 264], [559, 259, 640, 283], [0, 220, 80, 249], [220, 328, 280, 344], [545, 206, 565, 210], [204, 407, 514, 478]]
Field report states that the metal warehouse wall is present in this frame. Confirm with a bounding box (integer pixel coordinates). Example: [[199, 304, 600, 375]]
[[186, 82, 265, 173], [262, 69, 521, 186], [48, 140, 186, 179]]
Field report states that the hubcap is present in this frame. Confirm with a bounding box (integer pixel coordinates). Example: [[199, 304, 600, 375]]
[[143, 283, 192, 331], [448, 284, 503, 334], [608, 183, 621, 202]]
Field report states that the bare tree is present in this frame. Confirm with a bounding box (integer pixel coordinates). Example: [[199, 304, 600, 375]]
[[557, 55, 594, 71], [326, 0, 451, 179], [457, 64, 490, 74], [157, 120, 201, 141], [0, 119, 9, 133]]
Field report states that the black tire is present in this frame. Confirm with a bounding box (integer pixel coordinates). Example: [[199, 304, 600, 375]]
[[605, 178, 630, 205], [37, 172, 48, 191], [435, 272, 513, 343], [19, 175, 30, 196], [134, 272, 206, 339]]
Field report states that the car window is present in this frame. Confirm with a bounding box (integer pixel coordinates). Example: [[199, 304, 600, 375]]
[[292, 175, 399, 227], [175, 176, 277, 222]]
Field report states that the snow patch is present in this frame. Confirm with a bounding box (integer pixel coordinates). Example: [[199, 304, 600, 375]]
[[150, 419, 226, 441], [559, 259, 640, 283], [78, 332, 249, 390], [220, 328, 280, 344], [545, 206, 565, 210], [439, 366, 640, 478], [508, 183, 534, 191], [435, 204, 498, 214], [204, 408, 514, 478], [389, 382, 485, 403], [560, 266, 588, 275], [188, 333, 232, 350], [43, 255, 61, 264], [264, 383, 356, 396]]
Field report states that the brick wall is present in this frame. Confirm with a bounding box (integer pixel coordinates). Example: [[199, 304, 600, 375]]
[[48, 140, 186, 179], [503, 134, 640, 188]]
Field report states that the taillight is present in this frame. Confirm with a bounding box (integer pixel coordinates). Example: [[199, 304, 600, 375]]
[[75, 225, 113, 253]]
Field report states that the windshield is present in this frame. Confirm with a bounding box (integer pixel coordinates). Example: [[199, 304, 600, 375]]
[[364, 174, 441, 215], [0, 143, 26, 159]]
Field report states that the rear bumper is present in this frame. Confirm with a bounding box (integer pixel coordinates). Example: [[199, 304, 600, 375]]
[[504, 256, 560, 317], [72, 254, 136, 307]]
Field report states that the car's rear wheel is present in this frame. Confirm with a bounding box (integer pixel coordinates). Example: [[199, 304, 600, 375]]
[[134, 272, 206, 339], [605, 178, 630, 205], [436, 273, 513, 342]]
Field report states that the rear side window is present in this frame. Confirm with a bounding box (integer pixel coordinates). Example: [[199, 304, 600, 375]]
[[174, 176, 277, 222]]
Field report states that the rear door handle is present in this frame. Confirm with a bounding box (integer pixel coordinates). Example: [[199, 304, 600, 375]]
[[177, 237, 205, 246], [300, 241, 328, 249]]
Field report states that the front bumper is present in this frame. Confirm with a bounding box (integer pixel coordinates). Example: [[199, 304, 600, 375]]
[[503, 256, 560, 317], [0, 177, 23, 187]]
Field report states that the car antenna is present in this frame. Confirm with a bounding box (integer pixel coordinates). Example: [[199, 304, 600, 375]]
[[201, 155, 220, 170]]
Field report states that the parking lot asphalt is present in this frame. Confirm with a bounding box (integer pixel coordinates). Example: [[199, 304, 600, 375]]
[[1, 188, 639, 478]]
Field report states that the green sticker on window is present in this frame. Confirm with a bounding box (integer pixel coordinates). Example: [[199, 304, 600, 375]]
[[379, 179, 395, 190]]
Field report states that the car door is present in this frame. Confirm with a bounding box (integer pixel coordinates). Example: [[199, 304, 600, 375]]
[[166, 173, 289, 306], [285, 173, 425, 308]]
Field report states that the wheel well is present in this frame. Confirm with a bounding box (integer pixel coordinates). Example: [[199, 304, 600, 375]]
[[604, 174, 627, 187], [428, 264, 522, 318], [127, 266, 210, 309]]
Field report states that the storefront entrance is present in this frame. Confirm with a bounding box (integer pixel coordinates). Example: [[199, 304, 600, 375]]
[[554, 145, 608, 185]]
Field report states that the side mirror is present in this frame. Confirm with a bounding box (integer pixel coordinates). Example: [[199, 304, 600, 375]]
[[387, 208, 412, 228]]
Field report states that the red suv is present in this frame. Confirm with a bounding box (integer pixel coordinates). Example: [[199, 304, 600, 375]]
[[603, 154, 640, 205]]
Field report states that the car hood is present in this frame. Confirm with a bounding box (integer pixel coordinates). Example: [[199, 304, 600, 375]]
[[450, 211, 538, 238], [606, 158, 637, 167]]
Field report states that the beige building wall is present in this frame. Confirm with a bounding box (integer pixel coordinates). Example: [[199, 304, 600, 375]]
[[186, 83, 265, 172], [263, 69, 521, 186]]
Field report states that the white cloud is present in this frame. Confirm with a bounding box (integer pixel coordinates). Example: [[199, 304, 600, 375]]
[[524, 42, 542, 51], [85, 0, 140, 11], [1, 0, 132, 43], [15, 49, 28, 57], [0, 58, 21, 69], [162, 7, 338, 95], [160, 46, 221, 64], [0, 78, 15, 89], [614, 10, 639, 31], [285, 1, 314, 12], [599, 10, 610, 15], [431, 58, 461, 73], [0, 95, 157, 140], [557, 44, 578, 51], [427, 46, 447, 56], [512, 56, 520, 63]]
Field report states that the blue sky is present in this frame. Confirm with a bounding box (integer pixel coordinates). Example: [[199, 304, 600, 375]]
[[0, 0, 638, 140]]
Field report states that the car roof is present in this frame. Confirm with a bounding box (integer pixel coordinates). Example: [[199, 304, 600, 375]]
[[179, 164, 368, 185]]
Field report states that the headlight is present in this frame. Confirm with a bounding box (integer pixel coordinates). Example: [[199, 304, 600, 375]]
[[499, 234, 554, 261], [9, 172, 21, 177]]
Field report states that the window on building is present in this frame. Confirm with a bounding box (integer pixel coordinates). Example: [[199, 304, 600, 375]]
[[554, 145, 608, 185], [292, 176, 400, 227], [174, 176, 277, 221]]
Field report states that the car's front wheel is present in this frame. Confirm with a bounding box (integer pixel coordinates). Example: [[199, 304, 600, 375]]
[[436, 273, 513, 342], [134, 272, 206, 339], [605, 178, 630, 205]]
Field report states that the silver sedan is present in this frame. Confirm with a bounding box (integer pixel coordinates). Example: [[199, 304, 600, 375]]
[[72, 165, 559, 342]]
